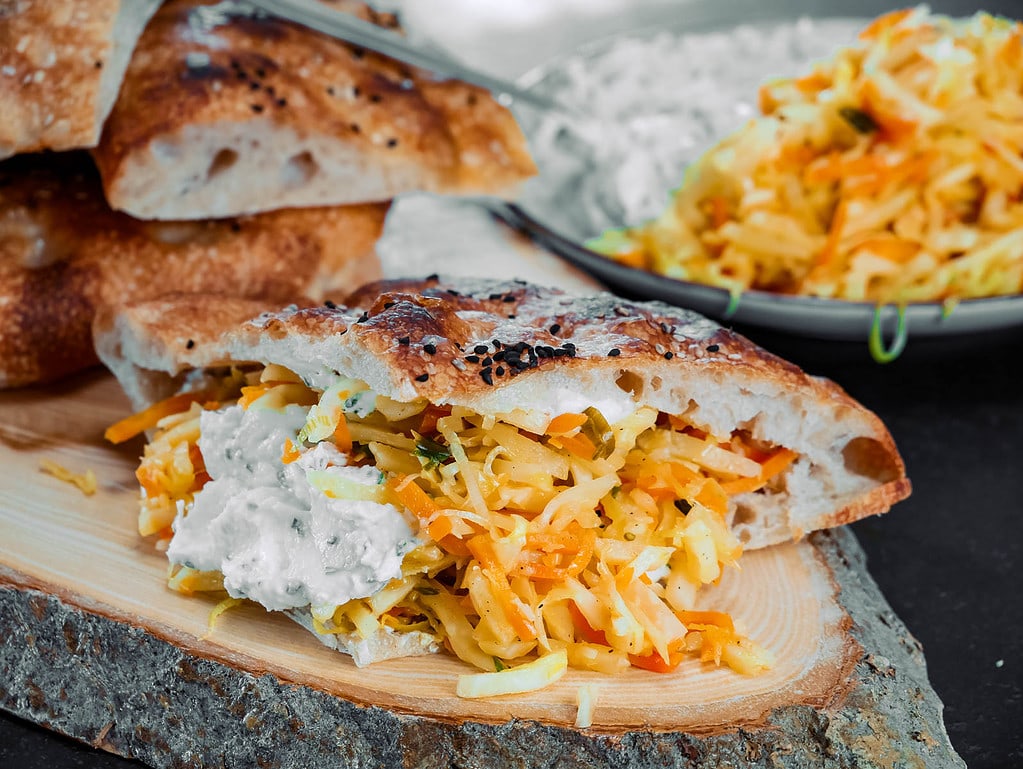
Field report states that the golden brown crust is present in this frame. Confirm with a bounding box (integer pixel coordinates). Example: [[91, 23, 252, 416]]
[[96, 277, 910, 547], [0, 152, 386, 388], [0, 0, 160, 158], [92, 0, 536, 218]]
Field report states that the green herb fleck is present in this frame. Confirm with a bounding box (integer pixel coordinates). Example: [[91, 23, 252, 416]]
[[839, 106, 879, 134], [868, 304, 908, 364], [493, 657, 507, 672], [414, 436, 451, 468]]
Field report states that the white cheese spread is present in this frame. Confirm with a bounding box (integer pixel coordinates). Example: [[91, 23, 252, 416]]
[[167, 403, 417, 612]]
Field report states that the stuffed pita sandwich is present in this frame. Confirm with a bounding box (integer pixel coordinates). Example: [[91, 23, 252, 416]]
[[95, 277, 909, 684], [0, 151, 386, 388]]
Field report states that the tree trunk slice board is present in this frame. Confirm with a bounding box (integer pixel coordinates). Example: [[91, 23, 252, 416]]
[[0, 371, 964, 768]]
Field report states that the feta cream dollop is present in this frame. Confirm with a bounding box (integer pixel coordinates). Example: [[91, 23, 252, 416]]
[[167, 402, 418, 612]]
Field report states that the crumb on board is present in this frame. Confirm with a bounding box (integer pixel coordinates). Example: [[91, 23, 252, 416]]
[[39, 459, 97, 496]]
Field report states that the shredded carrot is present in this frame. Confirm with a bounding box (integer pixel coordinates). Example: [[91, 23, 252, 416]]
[[467, 535, 537, 641], [281, 438, 301, 465], [104, 391, 207, 444], [628, 643, 688, 673], [677, 610, 736, 632], [545, 412, 588, 435], [426, 515, 454, 542], [419, 405, 451, 435], [708, 196, 731, 229], [389, 475, 439, 521], [332, 411, 353, 453], [858, 7, 915, 39], [550, 432, 597, 460], [720, 447, 798, 495], [694, 479, 729, 516], [516, 527, 596, 580]]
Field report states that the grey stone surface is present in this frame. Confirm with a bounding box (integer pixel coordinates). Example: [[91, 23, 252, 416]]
[[0, 528, 964, 768]]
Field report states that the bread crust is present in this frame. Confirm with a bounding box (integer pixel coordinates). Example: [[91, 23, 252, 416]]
[[94, 277, 910, 550], [92, 0, 537, 219], [0, 152, 386, 388], [0, 0, 160, 158]]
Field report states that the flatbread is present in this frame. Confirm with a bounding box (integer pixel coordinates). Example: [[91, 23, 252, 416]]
[[92, 0, 538, 220], [0, 151, 387, 389], [94, 276, 910, 552], [0, 0, 161, 159]]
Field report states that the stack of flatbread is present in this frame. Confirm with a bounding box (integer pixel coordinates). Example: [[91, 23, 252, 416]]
[[0, 0, 536, 388]]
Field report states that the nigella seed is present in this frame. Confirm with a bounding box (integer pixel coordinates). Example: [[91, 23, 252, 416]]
[[495, 366, 505, 376], [415, 373, 429, 382], [707, 344, 720, 352], [664, 351, 674, 360], [608, 348, 621, 357], [386, 138, 398, 148], [480, 367, 494, 385], [423, 343, 437, 355], [482, 357, 493, 366], [324, 299, 337, 309], [425, 273, 439, 281], [502, 294, 516, 303], [398, 336, 410, 346], [489, 293, 502, 300], [384, 301, 396, 309], [251, 103, 264, 113], [492, 339, 502, 348], [186, 339, 195, 349], [357, 311, 369, 323], [549, 323, 561, 334], [465, 355, 480, 364], [474, 344, 488, 355]]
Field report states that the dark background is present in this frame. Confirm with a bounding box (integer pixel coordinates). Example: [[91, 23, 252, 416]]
[[3, 0, 1023, 766]]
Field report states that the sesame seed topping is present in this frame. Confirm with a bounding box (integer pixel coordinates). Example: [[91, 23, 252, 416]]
[[549, 323, 561, 334], [452, 358, 466, 371], [251, 104, 264, 113], [502, 294, 516, 303], [324, 300, 337, 309], [356, 311, 369, 323], [707, 344, 720, 352], [186, 339, 195, 349], [495, 366, 506, 376], [423, 343, 437, 355], [425, 273, 439, 281], [465, 355, 480, 364], [663, 351, 674, 360], [415, 373, 429, 382], [398, 336, 410, 346], [482, 357, 493, 367], [608, 348, 621, 357], [474, 344, 488, 355], [480, 367, 494, 385]]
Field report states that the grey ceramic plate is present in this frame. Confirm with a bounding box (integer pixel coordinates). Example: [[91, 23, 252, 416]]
[[511, 0, 1023, 344]]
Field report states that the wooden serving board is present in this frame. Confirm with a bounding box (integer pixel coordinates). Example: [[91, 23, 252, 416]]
[[0, 372, 963, 768]]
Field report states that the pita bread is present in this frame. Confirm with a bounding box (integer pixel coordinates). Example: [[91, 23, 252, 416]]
[[0, 0, 161, 159], [94, 277, 909, 552], [0, 151, 387, 389], [92, 0, 537, 220]]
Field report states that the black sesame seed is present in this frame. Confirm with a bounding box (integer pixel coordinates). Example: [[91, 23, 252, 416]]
[[384, 301, 396, 309], [495, 366, 506, 376], [398, 336, 410, 346], [482, 357, 493, 367], [425, 273, 439, 281], [326, 85, 336, 96], [507, 314, 516, 319], [356, 311, 369, 323], [94, 60, 103, 69], [493, 350, 506, 362], [502, 294, 516, 302], [255, 67, 266, 78], [707, 344, 720, 352], [480, 367, 494, 385], [465, 355, 480, 364], [424, 343, 437, 355], [663, 351, 674, 360], [370, 94, 382, 103], [277, 98, 287, 107], [324, 299, 337, 309], [352, 47, 365, 59], [474, 344, 488, 355], [489, 293, 502, 300], [608, 348, 621, 357], [249, 81, 261, 91], [447, 289, 460, 297], [549, 323, 561, 334], [353, 86, 361, 97], [349, 122, 361, 133], [492, 339, 502, 348], [236, 70, 247, 80], [415, 373, 429, 382], [386, 138, 398, 148], [186, 339, 195, 349], [229, 221, 241, 233], [251, 104, 264, 113]]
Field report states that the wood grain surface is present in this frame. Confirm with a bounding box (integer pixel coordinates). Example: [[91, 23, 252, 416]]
[[0, 370, 856, 733]]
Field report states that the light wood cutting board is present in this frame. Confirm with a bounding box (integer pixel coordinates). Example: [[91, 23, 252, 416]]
[[0, 371, 962, 768]]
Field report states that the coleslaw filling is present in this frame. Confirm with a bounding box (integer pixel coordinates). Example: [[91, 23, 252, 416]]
[[127, 364, 790, 688]]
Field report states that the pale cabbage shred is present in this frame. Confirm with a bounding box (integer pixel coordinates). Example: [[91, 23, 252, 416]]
[[590, 7, 1023, 304], [137, 364, 776, 695]]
